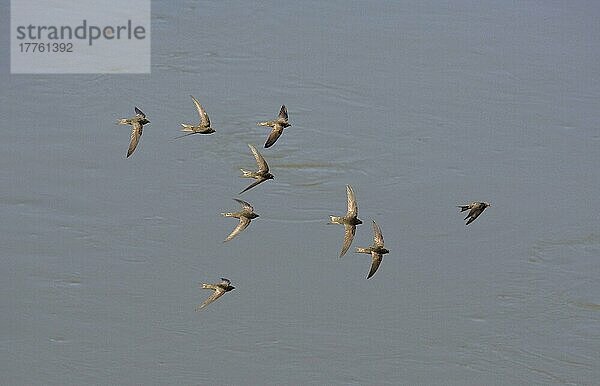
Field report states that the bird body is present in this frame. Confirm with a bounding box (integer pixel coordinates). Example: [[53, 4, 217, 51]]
[[239, 144, 274, 194], [196, 278, 235, 311], [330, 185, 362, 257], [117, 107, 149, 158], [176, 95, 215, 138], [222, 199, 259, 242], [258, 105, 291, 148], [458, 202, 491, 225], [355, 220, 389, 279]]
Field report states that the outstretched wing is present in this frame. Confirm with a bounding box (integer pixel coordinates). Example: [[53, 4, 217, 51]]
[[372, 220, 384, 247], [278, 105, 288, 121], [346, 185, 358, 217], [264, 125, 283, 148], [196, 287, 226, 310], [224, 217, 251, 242], [366, 252, 383, 279], [239, 178, 266, 194], [234, 198, 254, 212], [127, 121, 142, 158], [190, 95, 210, 127], [340, 224, 356, 257], [134, 106, 146, 118], [248, 144, 269, 173], [173, 131, 198, 140], [465, 209, 483, 225]]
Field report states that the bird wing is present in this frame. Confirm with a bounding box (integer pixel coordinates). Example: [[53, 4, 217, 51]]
[[134, 106, 146, 118], [346, 185, 358, 217], [248, 144, 269, 173], [220, 278, 231, 286], [465, 209, 482, 225], [234, 198, 254, 212], [340, 224, 356, 257], [196, 287, 226, 310], [224, 216, 251, 242], [126, 121, 142, 158], [366, 252, 383, 279], [264, 125, 283, 148], [278, 105, 288, 121], [372, 220, 384, 247], [190, 95, 210, 127], [173, 131, 198, 140], [239, 178, 266, 194]]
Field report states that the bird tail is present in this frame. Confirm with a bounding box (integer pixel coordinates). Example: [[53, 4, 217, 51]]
[[457, 205, 469, 212], [355, 247, 371, 254], [221, 212, 235, 217], [116, 118, 130, 125], [257, 121, 270, 127], [201, 283, 210, 289], [329, 216, 343, 224], [240, 169, 253, 177]]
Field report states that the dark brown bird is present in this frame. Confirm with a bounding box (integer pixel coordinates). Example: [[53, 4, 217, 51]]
[[239, 144, 274, 194], [355, 220, 390, 279], [457, 202, 491, 225], [117, 107, 150, 158], [258, 105, 291, 148], [329, 185, 362, 257], [221, 199, 259, 242], [175, 95, 215, 139], [196, 278, 235, 311]]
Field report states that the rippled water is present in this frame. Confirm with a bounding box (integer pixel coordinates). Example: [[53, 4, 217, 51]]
[[1, 1, 599, 384]]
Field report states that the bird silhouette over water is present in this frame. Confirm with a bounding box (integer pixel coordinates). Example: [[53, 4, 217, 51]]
[[329, 185, 362, 257], [355, 220, 390, 279], [117, 107, 149, 158], [239, 144, 274, 194], [258, 105, 291, 148], [196, 278, 235, 311], [175, 95, 215, 139], [457, 202, 491, 225], [222, 199, 259, 242]]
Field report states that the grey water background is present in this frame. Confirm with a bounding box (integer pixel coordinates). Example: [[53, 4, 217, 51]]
[[1, 1, 599, 384]]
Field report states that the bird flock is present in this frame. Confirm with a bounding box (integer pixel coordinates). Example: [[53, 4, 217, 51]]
[[117, 99, 491, 310]]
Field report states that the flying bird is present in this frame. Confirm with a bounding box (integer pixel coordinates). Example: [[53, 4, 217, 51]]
[[329, 185, 362, 257], [117, 107, 150, 158], [457, 202, 491, 225], [222, 198, 259, 242], [239, 144, 274, 194], [355, 220, 390, 279], [196, 278, 235, 311], [258, 105, 291, 148], [175, 95, 215, 139]]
